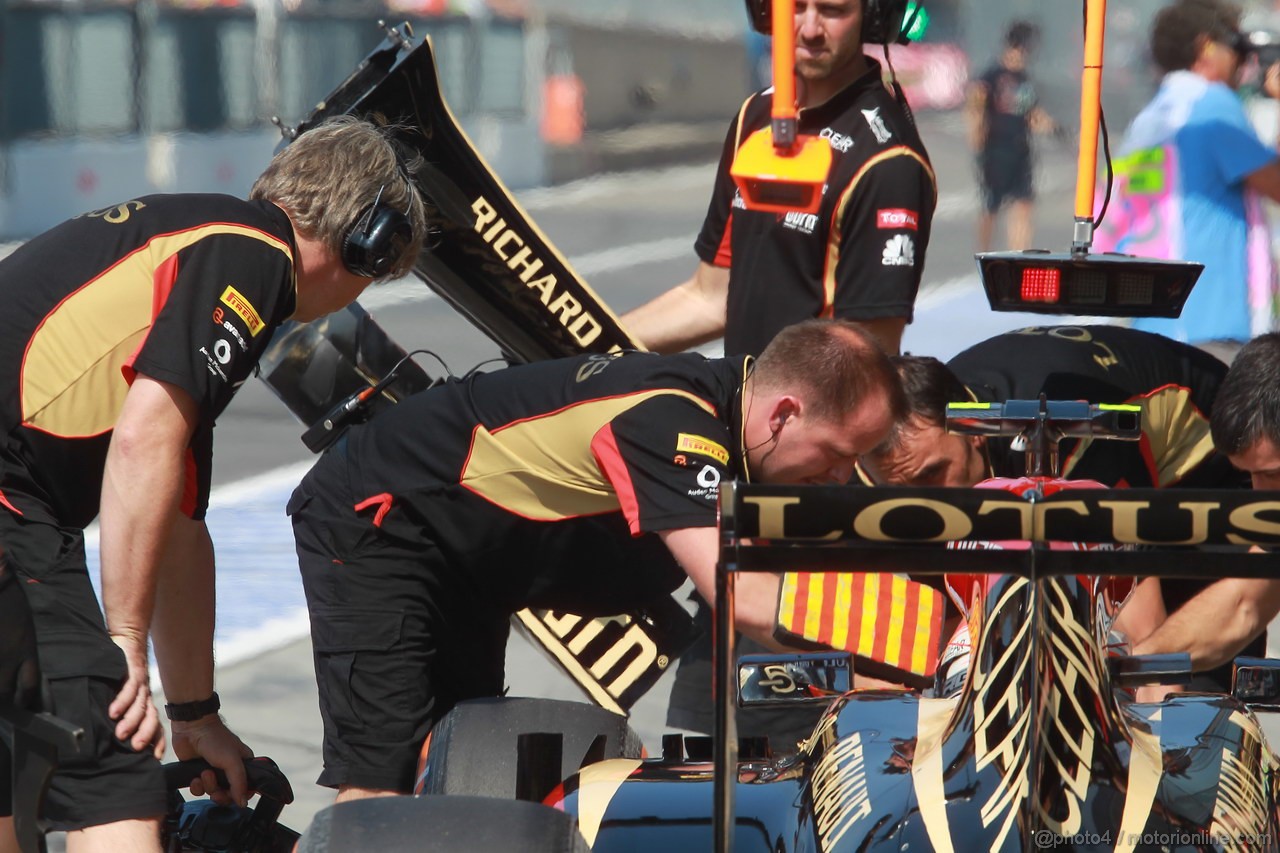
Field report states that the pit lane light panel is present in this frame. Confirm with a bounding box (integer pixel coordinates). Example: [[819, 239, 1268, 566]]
[[976, 250, 1203, 318]]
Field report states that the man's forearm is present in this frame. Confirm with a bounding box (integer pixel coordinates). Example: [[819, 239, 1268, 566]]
[[621, 263, 729, 354], [150, 516, 217, 703], [99, 429, 186, 653], [1132, 578, 1280, 670]]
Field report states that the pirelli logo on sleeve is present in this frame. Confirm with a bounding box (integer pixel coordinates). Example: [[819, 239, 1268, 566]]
[[220, 286, 265, 337], [676, 433, 729, 465]]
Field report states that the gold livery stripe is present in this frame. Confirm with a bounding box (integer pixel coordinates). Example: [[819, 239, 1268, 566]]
[[21, 223, 291, 437], [822, 147, 937, 315], [574, 758, 644, 847], [912, 696, 960, 853], [1140, 385, 1215, 486], [1116, 710, 1163, 852], [461, 389, 717, 520]]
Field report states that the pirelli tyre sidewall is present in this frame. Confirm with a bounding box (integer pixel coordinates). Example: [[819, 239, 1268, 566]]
[[296, 795, 589, 852], [419, 696, 644, 799]]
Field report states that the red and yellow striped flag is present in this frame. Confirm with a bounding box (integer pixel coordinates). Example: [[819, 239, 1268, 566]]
[[775, 572, 944, 686]]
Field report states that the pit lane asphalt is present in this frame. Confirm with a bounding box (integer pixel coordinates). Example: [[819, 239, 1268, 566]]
[[47, 109, 1280, 840]]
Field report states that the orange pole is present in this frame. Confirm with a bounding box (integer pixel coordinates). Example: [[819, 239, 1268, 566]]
[[1075, 0, 1107, 226], [771, 0, 798, 146]]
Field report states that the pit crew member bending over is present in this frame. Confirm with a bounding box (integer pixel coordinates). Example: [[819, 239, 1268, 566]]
[[0, 117, 427, 853], [621, 0, 936, 357], [1132, 331, 1280, 670], [287, 319, 904, 803], [858, 323, 1256, 690]]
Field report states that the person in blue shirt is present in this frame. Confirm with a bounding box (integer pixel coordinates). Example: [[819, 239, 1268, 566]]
[[1096, 0, 1280, 362]]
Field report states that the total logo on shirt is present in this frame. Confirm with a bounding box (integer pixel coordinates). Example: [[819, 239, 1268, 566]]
[[882, 234, 915, 267], [877, 208, 919, 231]]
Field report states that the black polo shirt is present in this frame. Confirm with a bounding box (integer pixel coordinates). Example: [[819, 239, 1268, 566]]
[[325, 351, 752, 613], [0, 194, 298, 527], [696, 58, 937, 357], [947, 325, 1243, 489]]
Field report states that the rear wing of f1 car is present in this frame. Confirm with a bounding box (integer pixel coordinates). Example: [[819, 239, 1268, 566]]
[[257, 22, 694, 714], [711, 478, 1280, 850]]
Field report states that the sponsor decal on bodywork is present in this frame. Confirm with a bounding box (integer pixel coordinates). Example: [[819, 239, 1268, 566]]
[[811, 730, 873, 847], [736, 488, 1280, 548], [472, 196, 606, 347]]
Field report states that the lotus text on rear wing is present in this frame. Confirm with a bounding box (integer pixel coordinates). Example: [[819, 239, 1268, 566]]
[[739, 489, 1280, 547]]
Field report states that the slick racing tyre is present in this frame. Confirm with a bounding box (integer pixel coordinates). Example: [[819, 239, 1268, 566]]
[[296, 795, 590, 852], [418, 696, 643, 798]]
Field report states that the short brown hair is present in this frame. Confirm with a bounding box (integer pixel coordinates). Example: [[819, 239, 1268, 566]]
[[250, 116, 428, 278], [753, 319, 905, 423], [1212, 332, 1280, 454], [1151, 0, 1241, 72], [868, 354, 968, 458]]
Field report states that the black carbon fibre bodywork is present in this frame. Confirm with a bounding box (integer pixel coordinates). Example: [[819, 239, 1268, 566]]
[[559, 563, 1280, 852]]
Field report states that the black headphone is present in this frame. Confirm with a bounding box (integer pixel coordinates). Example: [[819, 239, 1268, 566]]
[[743, 0, 913, 46], [340, 184, 414, 279]]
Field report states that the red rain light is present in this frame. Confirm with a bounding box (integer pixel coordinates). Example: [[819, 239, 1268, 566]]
[[1020, 267, 1062, 303]]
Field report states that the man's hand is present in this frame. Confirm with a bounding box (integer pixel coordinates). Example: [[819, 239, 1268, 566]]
[[172, 716, 254, 807], [107, 632, 165, 759]]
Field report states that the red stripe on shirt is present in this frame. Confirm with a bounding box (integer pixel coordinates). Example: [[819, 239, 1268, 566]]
[[590, 424, 643, 536], [714, 214, 734, 268], [123, 252, 181, 385]]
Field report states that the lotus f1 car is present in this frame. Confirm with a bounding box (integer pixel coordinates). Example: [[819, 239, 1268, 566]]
[[291, 394, 1280, 852]]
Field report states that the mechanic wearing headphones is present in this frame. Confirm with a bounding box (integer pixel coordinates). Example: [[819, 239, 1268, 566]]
[[621, 0, 937, 747], [622, 0, 936, 358], [287, 320, 903, 803], [858, 323, 1259, 691], [0, 115, 427, 853]]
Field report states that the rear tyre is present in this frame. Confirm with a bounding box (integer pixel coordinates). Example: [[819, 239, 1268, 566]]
[[419, 696, 643, 798], [296, 795, 590, 852]]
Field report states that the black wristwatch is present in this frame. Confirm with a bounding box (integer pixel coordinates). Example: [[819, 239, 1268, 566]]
[[164, 691, 221, 722]]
